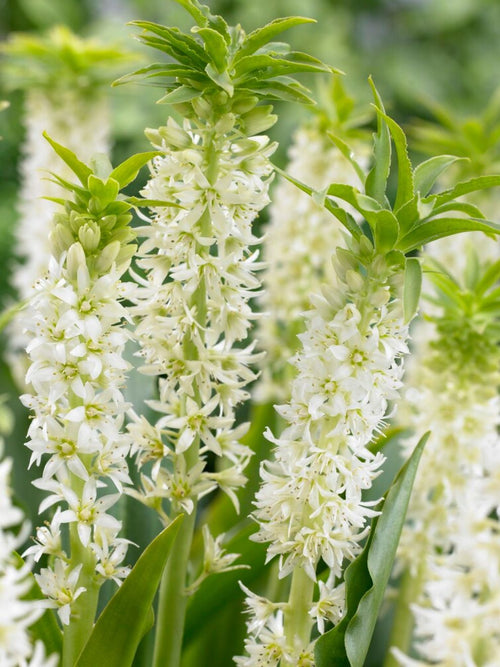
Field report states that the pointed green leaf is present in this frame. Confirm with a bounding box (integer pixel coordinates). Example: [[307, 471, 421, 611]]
[[205, 62, 233, 95], [131, 22, 207, 66], [315, 433, 429, 667], [431, 200, 485, 219], [475, 259, 500, 297], [43, 132, 92, 186], [234, 52, 332, 78], [109, 152, 160, 189], [425, 175, 500, 207], [397, 217, 500, 253], [373, 210, 400, 253], [374, 108, 414, 211], [365, 79, 391, 205], [157, 86, 202, 104], [327, 132, 367, 185], [237, 17, 316, 60], [193, 26, 228, 72], [413, 155, 465, 197], [247, 79, 314, 104], [403, 257, 422, 323], [278, 168, 362, 239], [76, 516, 183, 667]]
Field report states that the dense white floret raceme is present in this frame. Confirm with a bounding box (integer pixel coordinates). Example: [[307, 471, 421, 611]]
[[239, 237, 410, 663], [20, 148, 137, 627], [393, 252, 500, 665], [128, 114, 275, 521]]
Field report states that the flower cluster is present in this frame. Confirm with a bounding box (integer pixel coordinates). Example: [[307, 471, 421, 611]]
[[239, 238, 410, 662], [393, 254, 500, 665], [257, 123, 368, 402], [21, 154, 136, 625], [129, 111, 276, 519], [0, 452, 57, 666], [2, 26, 129, 386]]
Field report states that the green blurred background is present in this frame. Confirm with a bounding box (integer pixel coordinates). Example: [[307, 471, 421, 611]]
[[0, 1, 499, 663]]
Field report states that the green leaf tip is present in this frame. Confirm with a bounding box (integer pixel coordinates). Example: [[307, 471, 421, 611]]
[[123, 11, 333, 109], [43, 132, 92, 186], [76, 515, 184, 667], [315, 433, 429, 667], [1, 25, 136, 92]]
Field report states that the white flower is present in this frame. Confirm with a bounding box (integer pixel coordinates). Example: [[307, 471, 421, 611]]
[[130, 113, 275, 521], [36, 561, 85, 625], [244, 241, 410, 662]]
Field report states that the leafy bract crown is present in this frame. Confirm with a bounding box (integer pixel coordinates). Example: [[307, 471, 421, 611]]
[[284, 79, 500, 321], [1, 25, 134, 93], [117, 0, 335, 115]]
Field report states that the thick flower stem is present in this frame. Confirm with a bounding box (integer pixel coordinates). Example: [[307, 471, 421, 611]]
[[383, 567, 423, 667], [62, 523, 100, 667], [152, 499, 198, 667], [283, 566, 315, 665]]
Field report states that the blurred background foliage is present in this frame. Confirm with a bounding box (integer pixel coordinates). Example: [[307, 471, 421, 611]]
[[0, 1, 499, 663]]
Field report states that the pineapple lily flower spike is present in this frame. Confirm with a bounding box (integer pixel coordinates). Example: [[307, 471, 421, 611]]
[[240, 79, 500, 667], [114, 2, 336, 666]]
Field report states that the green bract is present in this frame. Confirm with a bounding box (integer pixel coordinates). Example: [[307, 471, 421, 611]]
[[116, 0, 337, 115], [281, 78, 500, 322], [1, 25, 134, 93]]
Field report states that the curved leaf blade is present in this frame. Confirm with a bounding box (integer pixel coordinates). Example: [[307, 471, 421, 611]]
[[397, 217, 500, 253], [76, 515, 183, 667], [109, 152, 160, 189], [43, 132, 92, 186], [315, 433, 429, 667]]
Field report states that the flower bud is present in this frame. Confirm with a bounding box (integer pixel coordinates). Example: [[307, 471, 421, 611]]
[[66, 242, 86, 282]]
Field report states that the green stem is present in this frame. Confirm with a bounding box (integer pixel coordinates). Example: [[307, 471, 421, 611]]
[[383, 567, 423, 667], [283, 566, 315, 666], [62, 523, 100, 666], [152, 500, 198, 667]]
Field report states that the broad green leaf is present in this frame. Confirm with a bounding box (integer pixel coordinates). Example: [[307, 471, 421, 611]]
[[397, 217, 500, 253], [205, 62, 233, 95], [248, 79, 314, 104], [365, 79, 391, 206], [425, 175, 500, 207], [237, 17, 316, 60], [374, 108, 414, 211], [413, 155, 464, 196], [109, 152, 160, 189], [373, 210, 399, 253], [234, 52, 332, 78], [193, 27, 227, 72], [76, 515, 183, 667], [157, 86, 202, 104], [88, 175, 120, 207], [315, 433, 429, 667], [403, 257, 422, 323], [43, 132, 92, 186]]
